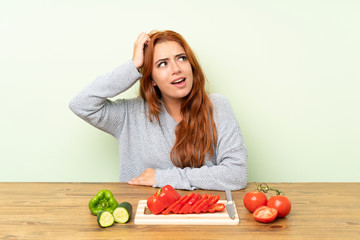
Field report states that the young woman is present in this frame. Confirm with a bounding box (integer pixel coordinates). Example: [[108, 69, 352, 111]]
[[69, 30, 248, 190]]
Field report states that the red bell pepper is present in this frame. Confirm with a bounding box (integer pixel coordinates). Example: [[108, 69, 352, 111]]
[[194, 194, 212, 214], [203, 194, 220, 212], [162, 195, 187, 215], [200, 194, 214, 213], [172, 192, 195, 214], [179, 193, 201, 214], [147, 185, 181, 215], [189, 194, 208, 213], [209, 195, 220, 206], [208, 203, 226, 213]]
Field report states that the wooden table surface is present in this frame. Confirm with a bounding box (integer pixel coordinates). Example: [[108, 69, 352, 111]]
[[0, 182, 359, 239]]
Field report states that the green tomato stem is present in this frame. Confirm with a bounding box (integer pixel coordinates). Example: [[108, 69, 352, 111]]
[[255, 182, 285, 196]]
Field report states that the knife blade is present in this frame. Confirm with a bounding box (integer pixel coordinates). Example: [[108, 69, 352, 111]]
[[225, 189, 235, 219]]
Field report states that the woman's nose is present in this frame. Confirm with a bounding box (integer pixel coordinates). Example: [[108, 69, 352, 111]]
[[171, 61, 181, 74]]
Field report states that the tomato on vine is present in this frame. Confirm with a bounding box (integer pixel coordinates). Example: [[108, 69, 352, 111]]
[[243, 191, 268, 213], [244, 183, 292, 223], [267, 195, 291, 218]]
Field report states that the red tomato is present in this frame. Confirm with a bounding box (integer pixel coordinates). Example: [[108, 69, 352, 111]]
[[267, 195, 291, 218], [243, 191, 268, 213], [253, 206, 278, 223]]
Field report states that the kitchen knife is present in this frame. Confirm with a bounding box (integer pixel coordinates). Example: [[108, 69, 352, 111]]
[[225, 189, 235, 219]]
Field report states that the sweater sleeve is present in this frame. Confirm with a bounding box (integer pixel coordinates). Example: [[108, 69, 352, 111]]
[[153, 94, 248, 191], [69, 60, 142, 137]]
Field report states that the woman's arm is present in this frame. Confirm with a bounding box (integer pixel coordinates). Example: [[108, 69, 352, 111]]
[[69, 33, 150, 137], [153, 94, 248, 191], [68, 60, 142, 137]]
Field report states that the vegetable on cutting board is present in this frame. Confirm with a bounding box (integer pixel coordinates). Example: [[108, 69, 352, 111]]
[[113, 202, 133, 223], [97, 210, 115, 227], [146, 185, 226, 215], [147, 185, 181, 215], [89, 189, 119, 216]]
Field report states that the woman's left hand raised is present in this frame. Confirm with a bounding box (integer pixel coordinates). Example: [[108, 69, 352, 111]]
[[128, 168, 156, 186]]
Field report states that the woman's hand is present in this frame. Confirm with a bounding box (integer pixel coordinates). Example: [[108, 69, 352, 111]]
[[128, 168, 156, 186], [132, 32, 151, 70]]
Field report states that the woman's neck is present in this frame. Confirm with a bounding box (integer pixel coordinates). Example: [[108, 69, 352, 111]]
[[163, 98, 182, 122]]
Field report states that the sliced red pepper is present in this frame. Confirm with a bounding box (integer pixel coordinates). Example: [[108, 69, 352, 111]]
[[205, 194, 221, 212], [162, 195, 187, 215], [172, 192, 195, 214], [146, 185, 181, 215], [216, 203, 226, 212], [209, 195, 220, 205], [194, 194, 212, 214], [148, 190, 226, 215], [189, 194, 207, 214], [194, 195, 211, 214], [208, 203, 226, 213], [200, 194, 214, 213], [184, 193, 203, 214], [179, 193, 201, 214], [174, 193, 194, 214]]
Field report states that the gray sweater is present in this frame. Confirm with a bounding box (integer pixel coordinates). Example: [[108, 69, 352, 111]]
[[69, 60, 248, 190]]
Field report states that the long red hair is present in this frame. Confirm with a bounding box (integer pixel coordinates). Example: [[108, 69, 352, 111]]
[[139, 30, 217, 168]]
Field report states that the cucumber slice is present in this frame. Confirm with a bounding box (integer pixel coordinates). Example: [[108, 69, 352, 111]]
[[113, 202, 132, 223], [97, 210, 115, 227]]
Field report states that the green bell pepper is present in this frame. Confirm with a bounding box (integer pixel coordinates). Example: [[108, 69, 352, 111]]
[[89, 190, 119, 216]]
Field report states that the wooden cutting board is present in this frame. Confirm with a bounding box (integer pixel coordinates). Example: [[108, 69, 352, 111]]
[[134, 200, 239, 225]]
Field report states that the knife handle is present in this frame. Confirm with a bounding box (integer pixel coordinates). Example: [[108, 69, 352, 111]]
[[225, 189, 233, 202]]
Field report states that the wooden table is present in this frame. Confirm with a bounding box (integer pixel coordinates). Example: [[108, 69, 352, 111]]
[[0, 182, 359, 239]]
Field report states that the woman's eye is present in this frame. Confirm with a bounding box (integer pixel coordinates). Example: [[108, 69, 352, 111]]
[[179, 56, 187, 61], [158, 62, 166, 67]]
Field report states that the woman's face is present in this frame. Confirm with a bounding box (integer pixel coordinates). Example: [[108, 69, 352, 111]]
[[151, 41, 193, 104]]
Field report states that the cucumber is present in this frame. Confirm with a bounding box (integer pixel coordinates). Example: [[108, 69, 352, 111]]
[[113, 202, 132, 223], [97, 210, 115, 227]]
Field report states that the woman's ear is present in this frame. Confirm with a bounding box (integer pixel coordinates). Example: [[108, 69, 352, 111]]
[[152, 80, 157, 86]]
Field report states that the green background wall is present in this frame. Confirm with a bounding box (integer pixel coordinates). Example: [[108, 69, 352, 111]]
[[1, 0, 359, 182]]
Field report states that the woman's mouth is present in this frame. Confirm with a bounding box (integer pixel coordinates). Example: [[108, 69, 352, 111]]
[[171, 78, 186, 85]]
